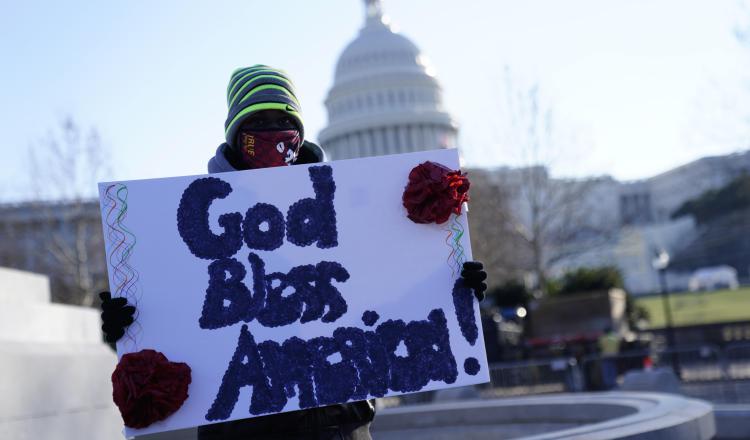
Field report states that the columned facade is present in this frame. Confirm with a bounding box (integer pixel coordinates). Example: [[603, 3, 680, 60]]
[[318, 0, 458, 160]]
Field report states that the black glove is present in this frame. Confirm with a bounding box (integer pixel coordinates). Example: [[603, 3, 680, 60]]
[[100, 291, 136, 343], [460, 261, 487, 302]]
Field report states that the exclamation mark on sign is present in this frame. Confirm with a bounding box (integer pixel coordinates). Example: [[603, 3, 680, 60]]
[[452, 279, 481, 375]]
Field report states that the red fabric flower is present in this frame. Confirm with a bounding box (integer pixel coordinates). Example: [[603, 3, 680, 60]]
[[402, 161, 470, 224], [111, 349, 192, 429]]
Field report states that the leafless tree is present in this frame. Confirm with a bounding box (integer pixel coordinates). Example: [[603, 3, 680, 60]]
[[735, 0, 750, 49], [26, 117, 110, 306], [492, 68, 615, 291], [688, 2, 750, 152], [466, 168, 531, 289], [734, 1, 750, 150]]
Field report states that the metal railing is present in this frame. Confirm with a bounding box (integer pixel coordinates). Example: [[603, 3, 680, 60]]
[[386, 342, 750, 407], [725, 342, 750, 380], [482, 343, 750, 404], [486, 357, 582, 397]]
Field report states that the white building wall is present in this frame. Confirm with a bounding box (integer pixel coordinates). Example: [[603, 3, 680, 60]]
[[0, 267, 122, 440]]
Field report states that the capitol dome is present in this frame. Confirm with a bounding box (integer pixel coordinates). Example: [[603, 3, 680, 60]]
[[318, 0, 458, 160]]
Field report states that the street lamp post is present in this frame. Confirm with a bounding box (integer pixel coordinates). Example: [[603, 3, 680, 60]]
[[652, 249, 680, 376]]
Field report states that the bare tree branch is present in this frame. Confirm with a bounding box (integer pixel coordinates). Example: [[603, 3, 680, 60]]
[[23, 116, 109, 306], [491, 68, 617, 291]]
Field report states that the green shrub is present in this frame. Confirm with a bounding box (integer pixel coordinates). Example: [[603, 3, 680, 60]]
[[558, 266, 623, 295]]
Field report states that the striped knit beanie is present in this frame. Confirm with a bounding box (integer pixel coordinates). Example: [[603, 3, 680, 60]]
[[224, 65, 304, 148]]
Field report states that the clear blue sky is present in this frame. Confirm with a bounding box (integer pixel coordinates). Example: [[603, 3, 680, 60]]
[[1, 0, 747, 200]]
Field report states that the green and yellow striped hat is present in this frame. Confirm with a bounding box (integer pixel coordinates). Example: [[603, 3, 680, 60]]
[[224, 65, 304, 148]]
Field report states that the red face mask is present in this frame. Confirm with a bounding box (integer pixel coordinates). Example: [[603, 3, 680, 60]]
[[235, 129, 301, 169]]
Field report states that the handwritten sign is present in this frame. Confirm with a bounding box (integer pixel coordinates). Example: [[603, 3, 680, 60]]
[[99, 149, 489, 437]]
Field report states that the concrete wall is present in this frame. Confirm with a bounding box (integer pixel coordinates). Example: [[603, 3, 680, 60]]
[[0, 268, 123, 440], [714, 405, 750, 440]]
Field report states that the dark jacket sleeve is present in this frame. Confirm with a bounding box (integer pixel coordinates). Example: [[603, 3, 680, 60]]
[[294, 140, 327, 164]]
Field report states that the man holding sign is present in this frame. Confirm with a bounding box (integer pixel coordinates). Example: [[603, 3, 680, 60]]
[[100, 65, 487, 439]]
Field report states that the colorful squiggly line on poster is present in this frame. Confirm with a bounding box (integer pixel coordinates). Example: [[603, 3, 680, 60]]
[[104, 183, 141, 346], [444, 213, 467, 277]]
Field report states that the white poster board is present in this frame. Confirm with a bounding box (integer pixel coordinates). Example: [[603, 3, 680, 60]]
[[99, 148, 489, 437]]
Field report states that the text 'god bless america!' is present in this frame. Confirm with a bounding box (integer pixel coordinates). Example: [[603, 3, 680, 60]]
[[177, 165, 459, 421]]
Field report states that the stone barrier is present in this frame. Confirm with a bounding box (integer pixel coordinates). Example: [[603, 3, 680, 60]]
[[372, 392, 715, 439]]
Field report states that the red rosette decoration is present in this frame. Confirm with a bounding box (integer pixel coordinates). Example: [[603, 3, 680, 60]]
[[111, 349, 192, 429], [402, 161, 470, 224]]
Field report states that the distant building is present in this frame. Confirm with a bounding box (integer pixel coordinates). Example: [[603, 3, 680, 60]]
[[0, 200, 106, 305], [619, 182, 653, 226], [318, 0, 458, 159], [544, 151, 750, 294]]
